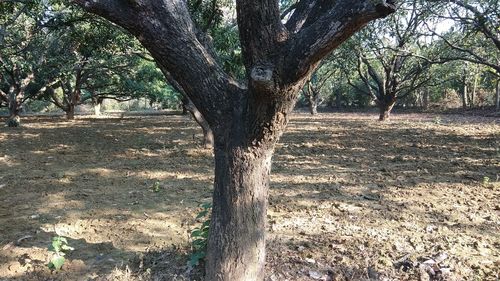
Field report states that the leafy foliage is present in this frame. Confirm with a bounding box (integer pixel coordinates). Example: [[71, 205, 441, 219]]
[[188, 202, 212, 268], [47, 236, 74, 271]]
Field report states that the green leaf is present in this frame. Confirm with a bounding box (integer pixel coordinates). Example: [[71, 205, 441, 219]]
[[61, 244, 75, 251], [48, 255, 65, 270], [188, 251, 206, 267], [191, 230, 203, 237], [201, 203, 212, 209], [196, 210, 208, 219], [201, 220, 211, 228]]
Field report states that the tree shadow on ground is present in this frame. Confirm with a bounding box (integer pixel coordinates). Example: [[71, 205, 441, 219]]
[[0, 113, 498, 280]]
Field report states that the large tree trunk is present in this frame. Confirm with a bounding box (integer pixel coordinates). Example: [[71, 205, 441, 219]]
[[206, 143, 272, 280]]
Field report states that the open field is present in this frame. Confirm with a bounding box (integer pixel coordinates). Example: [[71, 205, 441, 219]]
[[0, 113, 499, 280]]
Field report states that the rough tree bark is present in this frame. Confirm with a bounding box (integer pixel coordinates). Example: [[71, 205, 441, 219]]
[[7, 89, 21, 127], [74, 0, 397, 279], [5, 72, 34, 127], [377, 96, 396, 121]]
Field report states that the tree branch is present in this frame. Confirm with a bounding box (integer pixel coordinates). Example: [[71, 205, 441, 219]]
[[283, 0, 396, 84], [74, 0, 240, 127]]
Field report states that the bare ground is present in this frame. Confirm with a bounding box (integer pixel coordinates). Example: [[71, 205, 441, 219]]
[[0, 112, 498, 281]]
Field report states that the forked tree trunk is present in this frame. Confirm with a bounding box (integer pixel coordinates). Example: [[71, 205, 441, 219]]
[[73, 1, 397, 280], [378, 101, 395, 121], [206, 144, 272, 280]]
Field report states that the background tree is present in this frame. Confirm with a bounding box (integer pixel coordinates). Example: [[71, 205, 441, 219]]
[[342, 0, 436, 120], [0, 0, 50, 126], [425, 0, 500, 110], [301, 59, 337, 115], [73, 0, 397, 279]]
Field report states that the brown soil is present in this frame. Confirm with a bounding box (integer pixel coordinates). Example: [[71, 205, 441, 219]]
[[0, 113, 498, 281]]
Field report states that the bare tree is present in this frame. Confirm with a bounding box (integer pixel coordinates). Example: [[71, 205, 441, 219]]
[[73, 0, 397, 279]]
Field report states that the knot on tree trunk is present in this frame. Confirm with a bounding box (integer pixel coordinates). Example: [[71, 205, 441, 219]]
[[250, 65, 275, 93]]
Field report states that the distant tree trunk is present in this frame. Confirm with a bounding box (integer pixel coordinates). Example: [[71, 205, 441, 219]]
[[335, 90, 342, 109], [6, 90, 21, 127], [496, 79, 500, 112], [308, 96, 318, 115], [94, 102, 101, 116], [461, 71, 468, 109], [183, 96, 214, 148], [305, 81, 321, 115], [470, 73, 478, 108], [66, 104, 75, 120], [423, 90, 429, 109], [206, 144, 272, 280], [377, 96, 396, 121], [181, 104, 188, 115], [93, 97, 103, 116]]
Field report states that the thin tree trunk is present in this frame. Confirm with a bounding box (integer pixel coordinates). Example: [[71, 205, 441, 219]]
[[470, 73, 478, 108], [423, 90, 429, 109], [66, 104, 75, 120], [183, 97, 214, 148], [206, 144, 272, 281], [94, 102, 101, 116], [496, 79, 500, 112], [335, 90, 342, 109], [461, 74, 468, 109]]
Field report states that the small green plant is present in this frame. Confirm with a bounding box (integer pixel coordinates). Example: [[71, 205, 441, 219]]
[[482, 176, 490, 186], [47, 236, 74, 271], [151, 180, 161, 192], [188, 202, 212, 268], [433, 116, 442, 124]]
